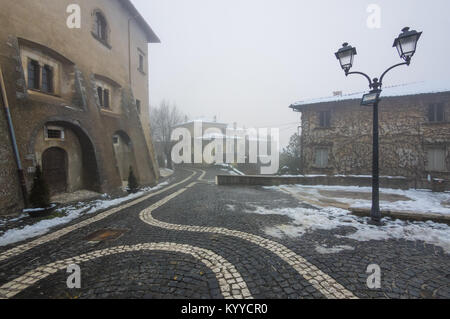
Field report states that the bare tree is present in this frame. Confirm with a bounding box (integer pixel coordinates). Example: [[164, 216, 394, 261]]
[[150, 100, 185, 169]]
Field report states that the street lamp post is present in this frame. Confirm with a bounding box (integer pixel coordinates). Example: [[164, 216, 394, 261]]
[[334, 27, 422, 224]]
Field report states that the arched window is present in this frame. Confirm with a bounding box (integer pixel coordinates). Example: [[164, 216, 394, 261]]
[[94, 12, 108, 42]]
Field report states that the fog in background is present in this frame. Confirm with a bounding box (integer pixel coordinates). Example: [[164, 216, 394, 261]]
[[131, 0, 450, 147]]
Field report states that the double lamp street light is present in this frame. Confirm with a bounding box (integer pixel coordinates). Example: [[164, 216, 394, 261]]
[[334, 27, 422, 225]]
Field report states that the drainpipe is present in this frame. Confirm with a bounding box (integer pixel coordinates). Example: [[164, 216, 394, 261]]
[[0, 66, 29, 207]]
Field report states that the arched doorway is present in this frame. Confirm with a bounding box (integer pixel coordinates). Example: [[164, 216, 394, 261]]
[[30, 120, 102, 194], [42, 147, 68, 195]]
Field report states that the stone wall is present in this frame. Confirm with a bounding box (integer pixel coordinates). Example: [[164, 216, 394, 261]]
[[215, 174, 447, 190], [298, 92, 450, 182]]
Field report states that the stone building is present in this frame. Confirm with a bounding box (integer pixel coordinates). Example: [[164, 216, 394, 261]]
[[0, 0, 160, 215], [172, 118, 229, 165], [290, 82, 450, 183], [172, 119, 276, 174]]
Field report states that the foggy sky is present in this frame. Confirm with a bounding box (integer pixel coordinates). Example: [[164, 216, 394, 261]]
[[131, 0, 450, 147]]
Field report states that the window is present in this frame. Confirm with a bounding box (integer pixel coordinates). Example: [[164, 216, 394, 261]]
[[139, 54, 144, 73], [103, 89, 110, 108], [428, 104, 445, 122], [113, 136, 119, 145], [94, 12, 108, 42], [45, 126, 64, 140], [136, 99, 141, 114], [319, 111, 331, 128], [41, 65, 53, 93], [27, 59, 40, 90], [426, 148, 446, 171], [97, 87, 110, 108], [315, 148, 329, 168], [97, 87, 103, 106], [96, 78, 118, 111]]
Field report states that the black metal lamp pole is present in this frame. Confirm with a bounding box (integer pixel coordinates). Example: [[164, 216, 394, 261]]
[[335, 27, 422, 224], [372, 93, 381, 222]]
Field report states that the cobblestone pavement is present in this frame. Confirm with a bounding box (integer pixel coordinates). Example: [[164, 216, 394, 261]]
[[0, 167, 448, 299]]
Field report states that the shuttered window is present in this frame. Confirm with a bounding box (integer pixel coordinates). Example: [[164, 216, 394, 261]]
[[426, 148, 446, 171], [315, 148, 329, 168], [319, 111, 331, 127], [428, 104, 445, 122]]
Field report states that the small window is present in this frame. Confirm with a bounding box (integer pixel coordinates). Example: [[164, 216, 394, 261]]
[[428, 104, 445, 122], [45, 127, 64, 140], [113, 136, 119, 145], [136, 99, 141, 114], [315, 148, 329, 168], [41, 65, 53, 93], [139, 54, 144, 73], [319, 111, 331, 128], [426, 148, 446, 171], [27, 59, 40, 90], [97, 87, 103, 106], [95, 12, 108, 42], [103, 89, 110, 108]]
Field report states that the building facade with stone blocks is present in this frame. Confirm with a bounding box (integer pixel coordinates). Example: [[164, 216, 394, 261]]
[[290, 84, 450, 183], [0, 0, 160, 215]]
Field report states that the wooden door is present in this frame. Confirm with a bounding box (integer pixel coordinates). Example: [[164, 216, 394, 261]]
[[42, 147, 68, 195]]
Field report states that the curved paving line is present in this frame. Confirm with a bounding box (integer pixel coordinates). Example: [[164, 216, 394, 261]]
[[0, 243, 252, 299], [140, 186, 358, 299], [0, 170, 198, 263]]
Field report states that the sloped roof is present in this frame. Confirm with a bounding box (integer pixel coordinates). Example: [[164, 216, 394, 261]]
[[120, 0, 160, 43], [173, 118, 229, 128], [290, 81, 450, 110]]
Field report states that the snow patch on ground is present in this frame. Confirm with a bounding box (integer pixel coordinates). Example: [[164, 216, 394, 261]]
[[0, 182, 169, 247], [245, 204, 450, 254], [267, 184, 450, 216], [159, 168, 174, 178], [315, 244, 355, 254], [225, 204, 236, 212], [216, 164, 245, 176]]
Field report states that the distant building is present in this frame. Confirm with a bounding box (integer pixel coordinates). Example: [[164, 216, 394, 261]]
[[0, 0, 160, 214], [172, 119, 275, 174], [172, 118, 229, 164], [290, 82, 450, 182]]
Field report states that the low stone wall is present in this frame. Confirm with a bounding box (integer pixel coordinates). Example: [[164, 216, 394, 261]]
[[216, 175, 449, 191]]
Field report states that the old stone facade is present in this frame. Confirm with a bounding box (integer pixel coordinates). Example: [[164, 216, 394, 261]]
[[290, 88, 450, 184], [0, 0, 160, 215]]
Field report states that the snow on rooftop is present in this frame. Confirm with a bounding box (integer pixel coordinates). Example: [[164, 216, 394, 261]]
[[173, 118, 228, 127], [292, 81, 450, 107]]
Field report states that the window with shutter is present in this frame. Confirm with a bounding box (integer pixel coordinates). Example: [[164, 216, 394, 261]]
[[319, 111, 331, 127], [315, 148, 329, 168], [428, 104, 445, 122], [426, 148, 446, 171]]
